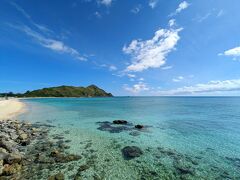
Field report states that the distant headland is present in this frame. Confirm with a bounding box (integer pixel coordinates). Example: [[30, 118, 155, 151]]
[[0, 85, 113, 98]]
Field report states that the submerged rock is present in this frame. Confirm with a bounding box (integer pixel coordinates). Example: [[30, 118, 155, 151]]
[[176, 166, 194, 175], [0, 120, 63, 178], [74, 164, 90, 179], [121, 146, 143, 160], [35, 153, 52, 164], [65, 140, 71, 143], [0, 139, 16, 153], [97, 121, 130, 133], [19, 133, 28, 140], [48, 172, 64, 180], [113, 120, 128, 124], [50, 150, 60, 157], [6, 152, 22, 164], [135, 125, 144, 129], [21, 139, 31, 146], [52, 136, 64, 140], [9, 132, 18, 140], [2, 163, 22, 176], [64, 154, 82, 162], [78, 164, 90, 172], [51, 151, 82, 163], [97, 121, 150, 135], [0, 152, 8, 161], [31, 128, 39, 133], [129, 131, 140, 136], [225, 157, 240, 168], [0, 160, 3, 175], [174, 158, 195, 176]]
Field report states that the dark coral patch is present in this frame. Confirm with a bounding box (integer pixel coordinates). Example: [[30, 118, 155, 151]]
[[121, 146, 143, 160], [113, 120, 128, 124], [96, 121, 132, 133]]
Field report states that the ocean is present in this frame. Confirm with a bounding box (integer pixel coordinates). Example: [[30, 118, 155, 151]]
[[18, 97, 240, 179]]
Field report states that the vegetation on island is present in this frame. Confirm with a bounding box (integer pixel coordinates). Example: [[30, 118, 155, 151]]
[[0, 85, 113, 98]]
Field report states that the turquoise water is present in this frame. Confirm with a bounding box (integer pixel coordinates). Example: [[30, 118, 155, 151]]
[[18, 97, 240, 179]]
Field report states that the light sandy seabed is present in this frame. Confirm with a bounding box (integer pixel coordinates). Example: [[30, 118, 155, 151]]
[[0, 99, 26, 120]]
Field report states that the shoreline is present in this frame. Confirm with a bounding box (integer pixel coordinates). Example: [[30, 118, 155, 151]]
[[0, 99, 26, 121], [0, 119, 81, 179]]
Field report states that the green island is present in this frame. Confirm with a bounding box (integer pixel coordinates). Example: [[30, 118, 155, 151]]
[[0, 85, 113, 98]]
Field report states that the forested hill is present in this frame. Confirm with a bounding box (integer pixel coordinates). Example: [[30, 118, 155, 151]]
[[19, 85, 113, 97]]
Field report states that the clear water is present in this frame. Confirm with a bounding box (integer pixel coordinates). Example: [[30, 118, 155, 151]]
[[18, 97, 240, 179]]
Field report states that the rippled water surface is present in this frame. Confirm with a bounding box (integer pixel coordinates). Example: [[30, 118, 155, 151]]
[[18, 97, 240, 179]]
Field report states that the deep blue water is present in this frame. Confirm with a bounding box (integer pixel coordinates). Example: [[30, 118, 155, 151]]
[[18, 97, 240, 179]]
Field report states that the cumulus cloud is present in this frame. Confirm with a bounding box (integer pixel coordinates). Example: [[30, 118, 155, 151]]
[[172, 76, 184, 82], [170, 1, 189, 16], [123, 26, 182, 72], [219, 46, 240, 58], [156, 79, 240, 95], [149, 0, 158, 9], [176, 1, 189, 13], [124, 82, 149, 93]]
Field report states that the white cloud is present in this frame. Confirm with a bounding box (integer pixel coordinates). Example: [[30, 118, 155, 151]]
[[172, 76, 184, 82], [124, 82, 149, 93], [156, 79, 240, 95], [109, 65, 117, 71], [127, 74, 136, 78], [194, 9, 223, 23], [10, 2, 31, 19], [176, 1, 189, 13], [9, 2, 89, 61], [99, 0, 112, 6], [11, 25, 86, 61], [139, 78, 144, 81], [123, 27, 182, 72], [217, 10, 224, 17], [195, 12, 212, 22], [131, 4, 142, 14], [168, 19, 176, 27], [10, 2, 53, 34], [149, 0, 158, 9], [95, 11, 102, 18], [220, 46, 240, 58], [170, 1, 189, 16], [161, 65, 173, 70], [98, 63, 117, 71]]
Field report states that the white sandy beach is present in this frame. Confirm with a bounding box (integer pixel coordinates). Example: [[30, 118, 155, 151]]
[[0, 99, 25, 120]]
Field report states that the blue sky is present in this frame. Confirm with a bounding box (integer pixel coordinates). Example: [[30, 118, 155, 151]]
[[1, 0, 240, 96]]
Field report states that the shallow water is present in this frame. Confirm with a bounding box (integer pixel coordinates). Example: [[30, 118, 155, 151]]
[[18, 97, 240, 179]]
